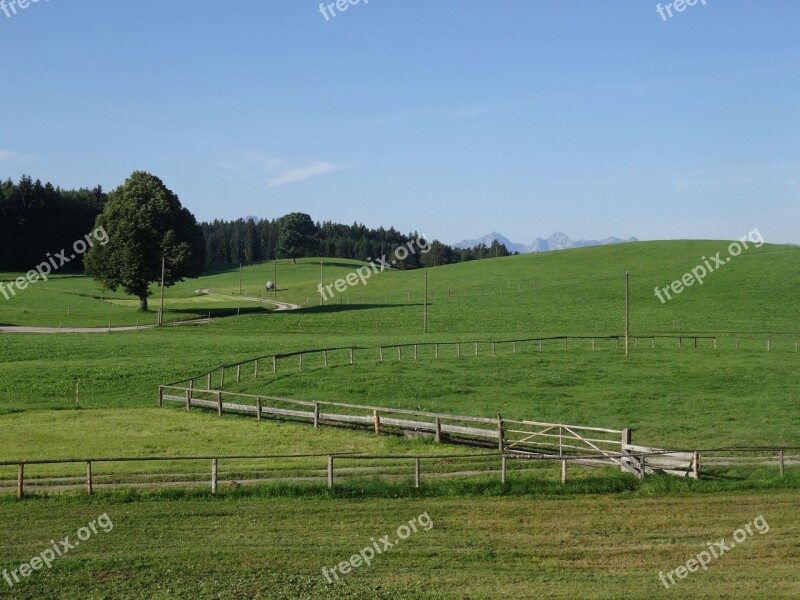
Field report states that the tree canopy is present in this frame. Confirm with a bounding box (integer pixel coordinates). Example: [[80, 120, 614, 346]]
[[84, 171, 206, 311]]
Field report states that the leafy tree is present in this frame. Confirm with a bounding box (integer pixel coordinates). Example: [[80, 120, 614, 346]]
[[276, 212, 317, 263], [84, 171, 205, 311]]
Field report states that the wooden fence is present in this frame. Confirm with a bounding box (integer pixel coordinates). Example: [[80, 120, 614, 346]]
[[164, 335, 736, 391], [159, 385, 629, 457], [3, 448, 795, 499]]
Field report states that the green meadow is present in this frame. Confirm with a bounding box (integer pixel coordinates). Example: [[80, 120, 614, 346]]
[[1, 240, 799, 598]]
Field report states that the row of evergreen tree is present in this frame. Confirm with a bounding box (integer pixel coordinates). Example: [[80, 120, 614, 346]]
[[0, 175, 510, 272], [202, 217, 511, 267]]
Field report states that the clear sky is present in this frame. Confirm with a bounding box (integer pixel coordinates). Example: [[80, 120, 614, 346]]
[[1, 0, 798, 245]]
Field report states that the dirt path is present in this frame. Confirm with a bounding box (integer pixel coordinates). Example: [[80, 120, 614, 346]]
[[0, 289, 299, 334], [194, 288, 300, 311]]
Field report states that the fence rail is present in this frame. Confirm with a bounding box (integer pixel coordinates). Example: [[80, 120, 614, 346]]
[[3, 448, 796, 499], [165, 334, 771, 390]]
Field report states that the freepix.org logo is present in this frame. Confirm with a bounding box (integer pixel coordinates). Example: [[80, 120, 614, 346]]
[[1, 0, 50, 21]]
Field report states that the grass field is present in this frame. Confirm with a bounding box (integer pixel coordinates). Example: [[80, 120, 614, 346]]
[[1, 240, 799, 598]]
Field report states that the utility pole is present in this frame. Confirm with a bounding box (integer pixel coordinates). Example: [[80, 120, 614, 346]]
[[320, 261, 324, 305], [239, 262, 242, 295], [625, 271, 630, 357], [158, 256, 166, 326], [424, 271, 428, 333], [273, 260, 277, 299]]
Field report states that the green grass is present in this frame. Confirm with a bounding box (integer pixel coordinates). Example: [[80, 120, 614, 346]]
[[0, 490, 797, 598], [1, 240, 799, 598]]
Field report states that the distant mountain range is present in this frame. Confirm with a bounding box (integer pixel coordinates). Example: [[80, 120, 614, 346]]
[[453, 231, 638, 254]]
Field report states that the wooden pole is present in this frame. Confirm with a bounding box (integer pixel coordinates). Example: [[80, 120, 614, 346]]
[[87, 461, 93, 496], [314, 402, 320, 428], [220, 367, 225, 389], [415, 458, 421, 489], [424, 271, 428, 333], [185, 388, 191, 411], [779, 450, 785, 477], [379, 346, 383, 362], [349, 347, 354, 365], [17, 464, 24, 499], [692, 451, 700, 480], [561, 459, 567, 484], [158, 385, 163, 407], [273, 356, 277, 373], [373, 410, 380, 435], [327, 455, 334, 489], [211, 459, 218, 495], [217, 391, 223, 416], [236, 364, 241, 382], [501, 455, 507, 484], [434, 417, 441, 443], [207, 373, 212, 390], [254, 359, 259, 378], [497, 414, 504, 452], [158, 256, 165, 326], [625, 271, 630, 357], [323, 350, 328, 367]]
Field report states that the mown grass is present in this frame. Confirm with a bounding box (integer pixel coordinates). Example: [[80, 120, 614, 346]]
[[1, 240, 799, 598], [0, 489, 797, 599]]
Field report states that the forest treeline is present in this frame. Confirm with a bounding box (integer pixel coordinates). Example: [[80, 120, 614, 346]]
[[0, 175, 510, 272]]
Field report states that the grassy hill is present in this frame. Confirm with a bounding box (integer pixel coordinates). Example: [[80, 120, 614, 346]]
[[1, 240, 798, 598]]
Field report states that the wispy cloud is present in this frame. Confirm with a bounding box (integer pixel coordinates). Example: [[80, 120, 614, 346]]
[[267, 161, 336, 187], [217, 151, 338, 187], [0, 149, 31, 162]]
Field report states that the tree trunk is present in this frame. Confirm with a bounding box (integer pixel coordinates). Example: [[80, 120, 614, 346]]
[[139, 295, 148, 311]]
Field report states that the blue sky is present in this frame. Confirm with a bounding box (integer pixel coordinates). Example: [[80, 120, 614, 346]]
[[1, 0, 798, 245]]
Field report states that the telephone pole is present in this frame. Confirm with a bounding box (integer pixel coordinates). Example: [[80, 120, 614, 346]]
[[625, 271, 630, 357], [158, 256, 166, 326]]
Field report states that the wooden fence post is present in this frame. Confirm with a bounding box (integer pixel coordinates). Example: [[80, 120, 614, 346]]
[[497, 414, 504, 452], [621, 429, 632, 473], [492, 342, 496, 355], [211, 458, 218, 495], [435, 344, 439, 358], [236, 364, 241, 382], [501, 455, 507, 484], [299, 353, 303, 369], [254, 359, 259, 378], [273, 356, 277, 373], [414, 345, 417, 360], [779, 450, 785, 477], [434, 417, 441, 443], [158, 385, 163, 407], [373, 410, 381, 435], [692, 451, 700, 480], [561, 459, 567, 484], [314, 402, 320, 428], [87, 461, 93, 496], [207, 373, 211, 390], [398, 346, 402, 360], [592, 338, 595, 351], [457, 343, 461, 356], [638, 455, 645, 480], [513, 341, 517, 353], [17, 464, 24, 499], [220, 367, 225, 389], [475, 342, 478, 356], [767, 339, 771, 351], [323, 350, 328, 367], [379, 347, 383, 362], [415, 458, 421, 489], [186, 388, 191, 411], [256, 397, 262, 421], [349, 348, 354, 365], [539, 339, 543, 351], [217, 391, 223, 416], [327, 455, 334, 489]]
